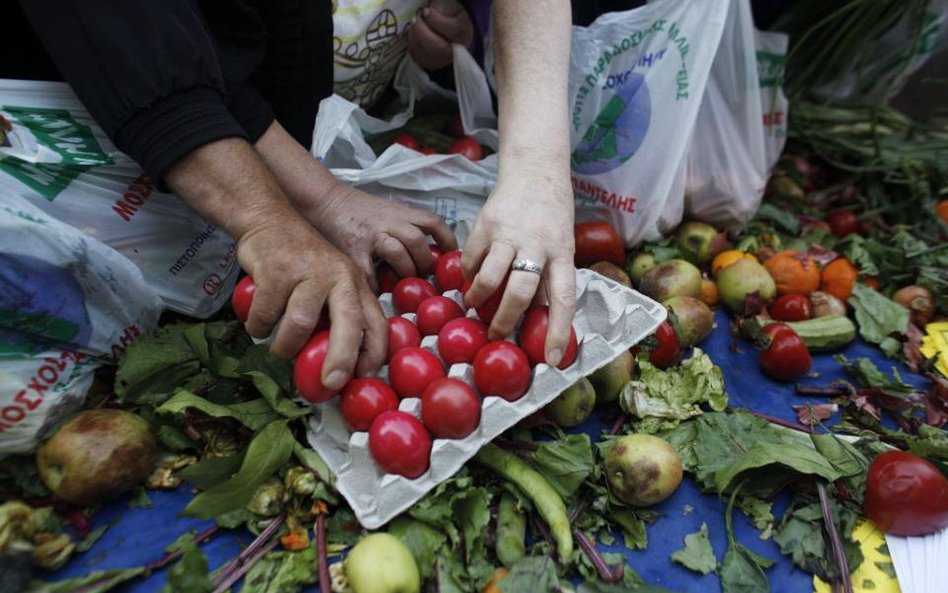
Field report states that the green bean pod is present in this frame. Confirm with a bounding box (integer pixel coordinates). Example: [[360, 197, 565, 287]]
[[474, 443, 573, 563], [495, 492, 526, 568]]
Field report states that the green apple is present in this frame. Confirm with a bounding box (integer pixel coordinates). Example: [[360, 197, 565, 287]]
[[604, 434, 683, 507], [589, 351, 634, 407], [346, 533, 420, 593], [638, 259, 702, 302], [716, 257, 776, 313], [544, 377, 596, 427], [36, 408, 158, 507], [626, 252, 656, 286], [677, 221, 726, 265], [662, 295, 714, 348]]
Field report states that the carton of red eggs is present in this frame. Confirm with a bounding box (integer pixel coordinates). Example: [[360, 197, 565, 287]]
[[304, 268, 666, 529]]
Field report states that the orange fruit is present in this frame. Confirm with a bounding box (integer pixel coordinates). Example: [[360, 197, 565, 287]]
[[482, 568, 510, 593], [699, 278, 719, 307], [711, 250, 755, 278], [763, 250, 821, 295], [937, 200, 948, 224], [820, 257, 858, 301]]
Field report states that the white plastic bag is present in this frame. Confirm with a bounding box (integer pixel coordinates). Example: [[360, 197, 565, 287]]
[[755, 29, 790, 172], [313, 47, 500, 237], [567, 0, 730, 245], [0, 79, 239, 318], [0, 193, 163, 453], [683, 0, 769, 227]]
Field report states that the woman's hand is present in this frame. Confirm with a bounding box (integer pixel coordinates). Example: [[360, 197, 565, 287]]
[[407, 0, 474, 72]]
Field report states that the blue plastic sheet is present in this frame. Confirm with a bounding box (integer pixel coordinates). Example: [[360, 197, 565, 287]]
[[50, 309, 931, 592]]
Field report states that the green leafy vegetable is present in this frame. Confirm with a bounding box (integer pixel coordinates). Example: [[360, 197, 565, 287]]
[[621, 351, 727, 427], [27, 567, 145, 593], [184, 420, 295, 519], [670, 522, 717, 575], [721, 488, 772, 593], [847, 284, 909, 357], [74, 524, 110, 553], [126, 487, 154, 509], [240, 548, 316, 593], [497, 556, 560, 593], [528, 433, 595, 499], [158, 540, 213, 593], [157, 391, 282, 431]]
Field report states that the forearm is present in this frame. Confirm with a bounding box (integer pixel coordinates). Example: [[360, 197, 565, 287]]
[[491, 0, 572, 180], [164, 137, 302, 242]]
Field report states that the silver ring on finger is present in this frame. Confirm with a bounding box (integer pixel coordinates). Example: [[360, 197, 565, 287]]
[[511, 258, 543, 275]]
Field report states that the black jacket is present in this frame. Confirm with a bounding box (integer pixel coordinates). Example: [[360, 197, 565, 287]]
[[3, 0, 333, 183]]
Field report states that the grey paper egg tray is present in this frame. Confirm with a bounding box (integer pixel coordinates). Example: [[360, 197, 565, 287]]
[[304, 268, 666, 529]]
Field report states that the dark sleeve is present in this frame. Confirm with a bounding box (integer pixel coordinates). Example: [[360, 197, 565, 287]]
[[17, 0, 256, 183]]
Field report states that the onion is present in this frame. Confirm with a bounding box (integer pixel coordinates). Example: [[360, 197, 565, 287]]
[[892, 285, 935, 327], [810, 291, 847, 318]]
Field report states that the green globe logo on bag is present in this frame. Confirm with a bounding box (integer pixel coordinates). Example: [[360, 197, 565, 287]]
[[571, 71, 651, 174]]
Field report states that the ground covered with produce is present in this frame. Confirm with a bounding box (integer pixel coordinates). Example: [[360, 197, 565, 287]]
[[3, 3, 948, 593]]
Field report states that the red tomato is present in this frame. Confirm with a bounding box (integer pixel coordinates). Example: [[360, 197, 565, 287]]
[[416, 296, 464, 336], [388, 346, 446, 398], [435, 250, 465, 292], [294, 331, 347, 403], [421, 378, 481, 439], [386, 316, 422, 362], [446, 137, 483, 160], [231, 275, 256, 323], [438, 318, 489, 365], [472, 277, 508, 326], [759, 323, 812, 382], [631, 320, 682, 369], [420, 147, 437, 155], [377, 263, 400, 294], [473, 341, 531, 401], [574, 221, 625, 267], [517, 306, 578, 368], [392, 133, 421, 151], [393, 277, 438, 314], [340, 378, 399, 432], [864, 450, 948, 536], [769, 293, 813, 322], [368, 410, 432, 478], [826, 210, 862, 237]]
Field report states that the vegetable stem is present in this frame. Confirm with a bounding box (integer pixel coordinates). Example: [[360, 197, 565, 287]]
[[314, 503, 331, 593], [211, 537, 279, 593], [817, 482, 853, 593], [146, 524, 221, 572], [727, 406, 816, 433], [574, 530, 622, 583], [210, 516, 284, 590]]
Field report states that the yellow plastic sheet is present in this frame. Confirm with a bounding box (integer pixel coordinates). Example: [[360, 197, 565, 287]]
[[813, 520, 900, 593], [920, 321, 948, 378]]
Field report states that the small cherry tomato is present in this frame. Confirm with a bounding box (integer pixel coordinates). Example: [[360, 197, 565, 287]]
[[864, 450, 948, 536], [517, 305, 578, 368], [435, 250, 465, 292], [473, 341, 531, 401], [438, 318, 489, 365], [758, 323, 811, 382], [826, 210, 862, 237], [393, 277, 438, 314], [769, 293, 813, 322], [376, 263, 400, 294], [421, 377, 481, 439], [387, 316, 422, 362], [631, 320, 682, 369], [340, 378, 399, 432], [294, 331, 347, 403], [416, 295, 464, 336], [446, 137, 483, 160], [574, 221, 625, 267], [388, 346, 446, 398], [368, 410, 432, 478], [392, 133, 421, 151], [231, 275, 256, 323]]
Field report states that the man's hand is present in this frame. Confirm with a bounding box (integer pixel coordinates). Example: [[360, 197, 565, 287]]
[[255, 122, 457, 291], [165, 138, 387, 390], [407, 0, 474, 72]]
